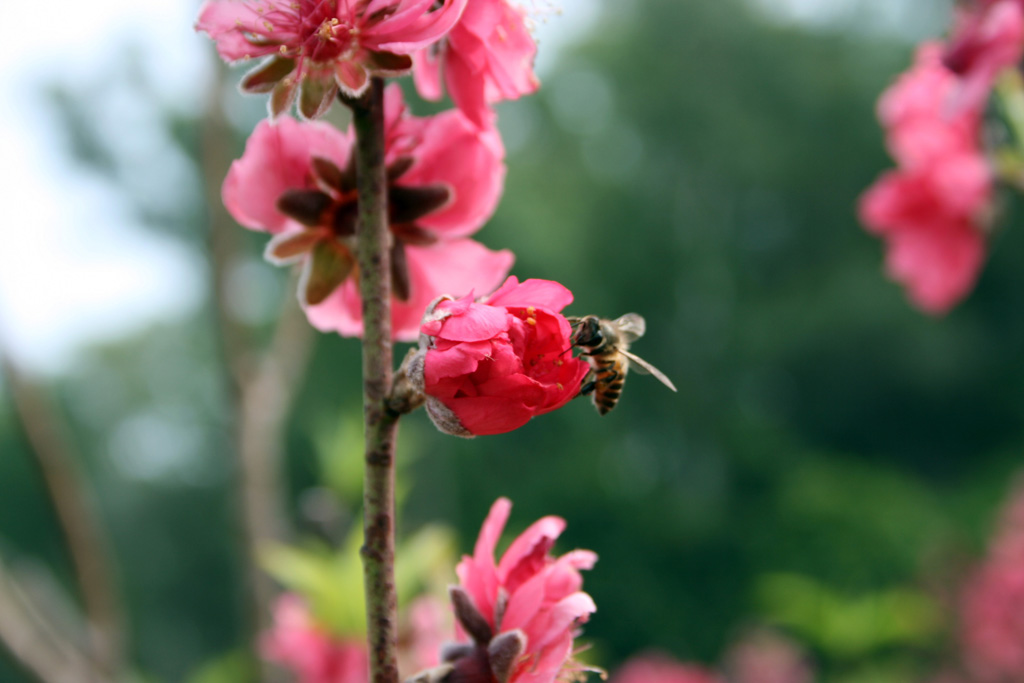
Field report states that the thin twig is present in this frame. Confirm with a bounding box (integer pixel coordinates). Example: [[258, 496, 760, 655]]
[[0, 554, 113, 683], [351, 78, 401, 683], [200, 59, 316, 680], [0, 354, 126, 677], [234, 288, 315, 628]]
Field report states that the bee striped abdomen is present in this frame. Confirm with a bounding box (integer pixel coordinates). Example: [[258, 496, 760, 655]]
[[592, 353, 628, 415]]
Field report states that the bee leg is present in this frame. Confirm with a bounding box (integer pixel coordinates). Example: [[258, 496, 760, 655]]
[[579, 369, 597, 396]]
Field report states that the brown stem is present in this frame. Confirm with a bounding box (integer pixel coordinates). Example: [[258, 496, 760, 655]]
[[0, 554, 114, 683], [0, 354, 126, 677], [350, 78, 401, 683]]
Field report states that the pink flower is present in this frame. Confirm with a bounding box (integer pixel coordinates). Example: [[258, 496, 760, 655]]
[[959, 484, 1024, 682], [414, 0, 538, 128], [401, 596, 452, 674], [222, 85, 513, 341], [196, 0, 468, 117], [610, 653, 724, 683], [859, 42, 992, 314], [436, 498, 597, 683], [723, 630, 813, 683], [415, 277, 590, 436], [859, 169, 986, 314], [960, 562, 1024, 681], [944, 0, 1024, 113], [265, 594, 446, 682], [262, 595, 369, 683]]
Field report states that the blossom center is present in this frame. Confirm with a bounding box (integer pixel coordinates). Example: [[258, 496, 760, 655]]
[[271, 154, 451, 302]]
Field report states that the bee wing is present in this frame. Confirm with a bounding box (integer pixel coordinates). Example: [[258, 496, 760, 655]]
[[614, 313, 646, 343], [620, 349, 678, 392]]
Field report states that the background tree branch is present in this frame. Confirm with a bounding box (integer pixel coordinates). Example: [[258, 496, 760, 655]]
[[0, 353, 126, 677]]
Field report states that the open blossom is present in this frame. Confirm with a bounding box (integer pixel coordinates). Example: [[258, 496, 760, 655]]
[[859, 42, 992, 314], [611, 653, 723, 683], [414, 277, 590, 436], [222, 85, 513, 340], [196, 0, 468, 117], [429, 497, 596, 683], [414, 0, 538, 127], [262, 595, 369, 683]]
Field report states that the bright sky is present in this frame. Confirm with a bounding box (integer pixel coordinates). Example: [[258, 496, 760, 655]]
[[0, 0, 918, 375], [0, 1, 211, 374]]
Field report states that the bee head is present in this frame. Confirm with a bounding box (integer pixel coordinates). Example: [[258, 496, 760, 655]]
[[570, 316, 604, 349]]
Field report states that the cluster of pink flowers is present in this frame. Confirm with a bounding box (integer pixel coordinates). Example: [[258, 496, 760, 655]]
[[859, 0, 1024, 314], [197, 0, 543, 343], [260, 499, 597, 683]]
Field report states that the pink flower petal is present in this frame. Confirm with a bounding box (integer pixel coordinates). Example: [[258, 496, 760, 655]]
[[498, 516, 565, 583], [401, 110, 506, 237], [441, 395, 538, 435], [424, 340, 493, 385], [223, 117, 351, 233], [308, 239, 513, 341], [195, 1, 287, 61], [413, 47, 444, 101], [365, 0, 469, 53], [485, 278, 574, 313]]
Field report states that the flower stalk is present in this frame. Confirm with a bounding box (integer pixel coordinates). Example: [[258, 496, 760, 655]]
[[350, 77, 401, 683]]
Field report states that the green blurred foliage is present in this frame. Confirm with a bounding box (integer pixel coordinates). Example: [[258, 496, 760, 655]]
[[3, 0, 1024, 681], [756, 573, 941, 659], [261, 526, 455, 637]]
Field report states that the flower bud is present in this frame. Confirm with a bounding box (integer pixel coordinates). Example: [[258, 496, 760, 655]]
[[413, 277, 590, 437]]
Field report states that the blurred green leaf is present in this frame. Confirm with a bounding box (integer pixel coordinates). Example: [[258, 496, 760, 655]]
[[185, 651, 256, 683], [756, 573, 942, 659]]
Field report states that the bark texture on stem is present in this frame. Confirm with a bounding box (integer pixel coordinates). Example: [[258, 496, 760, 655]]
[[351, 78, 401, 683], [1, 354, 126, 677]]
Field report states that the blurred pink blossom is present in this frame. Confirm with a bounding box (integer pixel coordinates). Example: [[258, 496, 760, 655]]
[[262, 595, 369, 683], [222, 86, 512, 340], [196, 0, 468, 117], [944, 0, 1024, 112], [441, 497, 597, 683], [960, 485, 1024, 682], [402, 596, 450, 673], [611, 653, 723, 683], [265, 594, 447, 682], [414, 0, 538, 127], [859, 42, 992, 314], [723, 630, 814, 683], [417, 277, 590, 436]]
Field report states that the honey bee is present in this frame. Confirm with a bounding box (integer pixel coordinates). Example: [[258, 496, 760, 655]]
[[568, 313, 677, 415]]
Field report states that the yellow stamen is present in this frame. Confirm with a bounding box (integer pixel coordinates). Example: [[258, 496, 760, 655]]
[[526, 317, 536, 326]]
